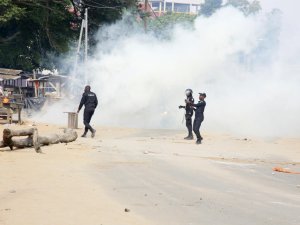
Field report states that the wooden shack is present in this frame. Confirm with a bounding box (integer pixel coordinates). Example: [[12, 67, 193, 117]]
[[0, 68, 68, 124], [0, 68, 66, 98], [0, 68, 34, 97]]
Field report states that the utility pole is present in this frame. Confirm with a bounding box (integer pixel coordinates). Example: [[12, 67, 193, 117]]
[[84, 7, 88, 66], [73, 2, 88, 83], [74, 18, 84, 76], [144, 0, 148, 32]]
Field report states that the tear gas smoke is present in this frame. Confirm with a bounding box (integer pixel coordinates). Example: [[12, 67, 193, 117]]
[[33, 4, 300, 138]]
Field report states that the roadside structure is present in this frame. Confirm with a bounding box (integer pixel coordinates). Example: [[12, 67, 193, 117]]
[[0, 68, 68, 124]]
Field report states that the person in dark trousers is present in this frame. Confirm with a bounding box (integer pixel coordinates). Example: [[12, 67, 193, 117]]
[[179, 89, 194, 140], [77, 85, 98, 138], [190, 93, 206, 144]]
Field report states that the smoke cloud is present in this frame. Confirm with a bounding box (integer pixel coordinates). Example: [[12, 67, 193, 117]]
[[34, 4, 300, 138]]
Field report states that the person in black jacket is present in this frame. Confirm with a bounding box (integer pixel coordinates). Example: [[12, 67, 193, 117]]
[[77, 85, 98, 138], [179, 89, 194, 140], [190, 93, 206, 144]]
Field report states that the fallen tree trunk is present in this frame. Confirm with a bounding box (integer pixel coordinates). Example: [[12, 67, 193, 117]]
[[0, 128, 77, 153], [2, 128, 39, 151]]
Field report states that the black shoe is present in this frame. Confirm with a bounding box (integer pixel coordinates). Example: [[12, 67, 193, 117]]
[[91, 129, 96, 138], [184, 135, 193, 140], [196, 139, 202, 144], [81, 133, 87, 138], [200, 136, 203, 141]]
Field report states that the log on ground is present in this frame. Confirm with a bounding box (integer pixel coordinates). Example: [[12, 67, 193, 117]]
[[0, 128, 78, 152]]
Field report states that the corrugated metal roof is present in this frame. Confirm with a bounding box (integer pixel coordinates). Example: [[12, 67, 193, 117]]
[[0, 68, 23, 76], [0, 75, 21, 80]]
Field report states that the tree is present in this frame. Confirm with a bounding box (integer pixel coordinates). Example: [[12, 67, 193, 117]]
[[247, 0, 261, 15], [0, 0, 79, 70], [199, 0, 223, 17], [0, 0, 137, 71], [0, 0, 24, 23], [226, 0, 261, 16], [198, 0, 261, 17], [147, 12, 197, 35]]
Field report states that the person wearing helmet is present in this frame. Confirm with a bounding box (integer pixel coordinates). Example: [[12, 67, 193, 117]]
[[77, 85, 98, 138], [179, 88, 194, 140], [190, 93, 206, 144]]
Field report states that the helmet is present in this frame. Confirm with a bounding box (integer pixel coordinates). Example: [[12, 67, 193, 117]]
[[185, 89, 193, 97]]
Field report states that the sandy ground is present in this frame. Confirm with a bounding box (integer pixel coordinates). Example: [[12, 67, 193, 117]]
[[0, 123, 299, 225]]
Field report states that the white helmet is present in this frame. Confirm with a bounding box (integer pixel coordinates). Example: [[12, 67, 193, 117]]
[[185, 89, 193, 97]]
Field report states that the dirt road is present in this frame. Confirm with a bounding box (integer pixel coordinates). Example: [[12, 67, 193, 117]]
[[0, 125, 299, 225]]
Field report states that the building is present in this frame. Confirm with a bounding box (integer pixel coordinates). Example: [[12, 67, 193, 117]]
[[0, 68, 65, 98], [148, 0, 205, 14], [0, 68, 33, 97]]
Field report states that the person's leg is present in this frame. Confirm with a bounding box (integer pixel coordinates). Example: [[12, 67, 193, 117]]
[[83, 110, 93, 131], [199, 118, 204, 140], [86, 110, 94, 130], [87, 110, 96, 137], [82, 110, 89, 137], [84, 109, 96, 137], [193, 119, 201, 144], [185, 114, 193, 139], [84, 127, 88, 133]]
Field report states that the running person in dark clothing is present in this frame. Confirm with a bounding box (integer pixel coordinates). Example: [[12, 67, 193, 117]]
[[77, 85, 98, 138], [190, 93, 206, 144], [179, 89, 194, 140]]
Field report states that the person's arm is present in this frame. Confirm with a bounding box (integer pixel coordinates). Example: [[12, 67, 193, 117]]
[[178, 105, 185, 109], [94, 94, 98, 109], [77, 93, 86, 113], [191, 101, 205, 108]]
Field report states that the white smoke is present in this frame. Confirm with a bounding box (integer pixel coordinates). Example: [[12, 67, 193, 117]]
[[33, 4, 300, 138]]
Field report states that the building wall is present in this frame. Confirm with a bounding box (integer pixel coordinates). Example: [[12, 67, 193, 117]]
[[149, 0, 205, 14]]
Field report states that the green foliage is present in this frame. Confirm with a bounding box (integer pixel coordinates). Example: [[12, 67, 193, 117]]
[[147, 13, 197, 33], [0, 0, 137, 70], [0, 0, 24, 22], [198, 0, 261, 17], [247, 0, 261, 15], [199, 0, 223, 17], [0, 0, 76, 70], [226, 0, 261, 15]]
